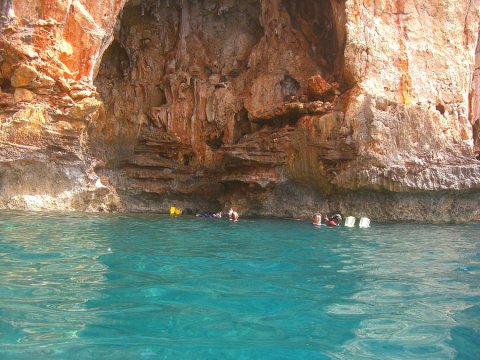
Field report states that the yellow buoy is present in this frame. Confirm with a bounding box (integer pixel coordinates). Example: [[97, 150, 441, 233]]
[[170, 206, 182, 215]]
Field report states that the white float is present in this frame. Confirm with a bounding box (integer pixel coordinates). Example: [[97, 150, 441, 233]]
[[359, 217, 370, 228], [344, 216, 356, 227]]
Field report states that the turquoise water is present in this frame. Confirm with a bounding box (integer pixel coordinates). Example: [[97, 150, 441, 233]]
[[0, 212, 479, 359]]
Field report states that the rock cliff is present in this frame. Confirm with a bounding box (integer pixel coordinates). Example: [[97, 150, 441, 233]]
[[1, 0, 479, 222]]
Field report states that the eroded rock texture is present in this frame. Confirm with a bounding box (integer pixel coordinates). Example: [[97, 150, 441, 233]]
[[1, 0, 479, 222]]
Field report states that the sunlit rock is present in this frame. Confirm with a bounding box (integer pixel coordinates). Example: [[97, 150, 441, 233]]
[[0, 0, 479, 222], [13, 88, 34, 103]]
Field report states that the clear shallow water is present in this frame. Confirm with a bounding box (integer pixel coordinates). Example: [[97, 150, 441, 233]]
[[0, 212, 479, 360]]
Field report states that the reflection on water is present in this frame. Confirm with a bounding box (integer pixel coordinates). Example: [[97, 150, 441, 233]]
[[0, 212, 111, 348], [0, 211, 479, 359]]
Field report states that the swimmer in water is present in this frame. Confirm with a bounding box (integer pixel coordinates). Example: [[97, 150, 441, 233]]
[[312, 213, 322, 226], [328, 214, 342, 227], [196, 211, 222, 219], [228, 208, 239, 222]]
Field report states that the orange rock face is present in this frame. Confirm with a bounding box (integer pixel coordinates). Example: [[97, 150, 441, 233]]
[[0, 0, 479, 222], [306, 75, 338, 101]]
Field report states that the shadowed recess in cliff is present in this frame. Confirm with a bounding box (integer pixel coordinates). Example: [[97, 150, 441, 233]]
[[91, 0, 268, 210], [89, 0, 353, 214], [93, 0, 265, 154], [0, 0, 13, 27], [470, 33, 480, 158], [282, 0, 346, 81]]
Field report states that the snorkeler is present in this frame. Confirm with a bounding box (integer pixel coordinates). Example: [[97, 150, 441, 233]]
[[228, 208, 239, 222], [312, 213, 322, 226], [196, 211, 222, 219], [328, 214, 342, 227]]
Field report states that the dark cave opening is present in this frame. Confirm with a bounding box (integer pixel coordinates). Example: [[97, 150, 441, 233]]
[[91, 0, 348, 210], [0, 78, 13, 93], [94, 0, 346, 146], [206, 135, 224, 150], [281, 74, 300, 100], [97, 39, 130, 82], [93, 0, 267, 154], [233, 108, 255, 144]]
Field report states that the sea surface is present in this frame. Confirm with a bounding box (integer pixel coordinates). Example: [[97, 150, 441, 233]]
[[0, 211, 479, 359]]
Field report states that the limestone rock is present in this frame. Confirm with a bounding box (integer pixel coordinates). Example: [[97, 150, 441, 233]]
[[0, 61, 14, 79], [70, 89, 93, 100], [13, 88, 34, 103], [10, 64, 38, 87], [11, 64, 55, 88], [67, 97, 102, 120], [306, 75, 337, 101], [0, 0, 479, 222]]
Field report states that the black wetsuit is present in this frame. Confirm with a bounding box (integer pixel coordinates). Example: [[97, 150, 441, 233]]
[[196, 212, 213, 218]]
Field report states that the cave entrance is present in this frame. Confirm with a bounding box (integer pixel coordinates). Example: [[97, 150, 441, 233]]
[[94, 0, 346, 140], [93, 0, 265, 153], [91, 0, 267, 209], [91, 0, 348, 211]]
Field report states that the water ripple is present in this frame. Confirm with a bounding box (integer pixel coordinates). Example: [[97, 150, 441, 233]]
[[0, 212, 479, 359]]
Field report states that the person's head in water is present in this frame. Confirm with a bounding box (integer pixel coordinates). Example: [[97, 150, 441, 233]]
[[229, 208, 239, 222], [328, 214, 342, 226], [312, 213, 321, 225]]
